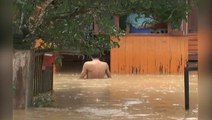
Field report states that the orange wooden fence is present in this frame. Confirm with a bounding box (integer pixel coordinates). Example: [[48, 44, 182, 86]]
[[110, 34, 197, 74]]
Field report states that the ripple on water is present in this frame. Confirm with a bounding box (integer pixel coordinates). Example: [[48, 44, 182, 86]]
[[123, 99, 143, 106], [185, 118, 198, 120], [75, 107, 126, 117]]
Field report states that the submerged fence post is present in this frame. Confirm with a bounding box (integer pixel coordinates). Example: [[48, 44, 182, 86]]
[[184, 67, 190, 110]]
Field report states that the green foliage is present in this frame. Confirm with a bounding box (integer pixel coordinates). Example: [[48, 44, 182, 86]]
[[33, 93, 54, 107], [54, 54, 63, 67], [81, 34, 122, 56], [35, 0, 125, 55], [13, 0, 194, 54], [13, 0, 43, 49], [150, 0, 191, 29]]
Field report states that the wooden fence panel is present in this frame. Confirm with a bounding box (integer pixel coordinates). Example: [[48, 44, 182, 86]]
[[32, 49, 53, 96], [111, 35, 194, 74], [147, 37, 156, 74], [126, 36, 133, 74], [155, 37, 169, 74], [110, 45, 117, 73], [119, 38, 126, 74], [111, 37, 126, 74], [132, 36, 142, 74], [137, 37, 148, 73], [170, 37, 180, 73]]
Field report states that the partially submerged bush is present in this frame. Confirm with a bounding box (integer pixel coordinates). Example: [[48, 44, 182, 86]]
[[33, 93, 54, 107]]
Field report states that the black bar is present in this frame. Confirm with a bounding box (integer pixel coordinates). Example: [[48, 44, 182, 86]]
[[184, 67, 190, 110], [50, 67, 54, 91], [184, 62, 198, 111]]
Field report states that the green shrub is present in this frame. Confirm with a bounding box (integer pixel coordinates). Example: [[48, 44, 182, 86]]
[[33, 93, 55, 107]]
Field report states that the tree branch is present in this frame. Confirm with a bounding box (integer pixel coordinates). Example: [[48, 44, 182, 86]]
[[52, 7, 91, 20], [28, 0, 54, 34]]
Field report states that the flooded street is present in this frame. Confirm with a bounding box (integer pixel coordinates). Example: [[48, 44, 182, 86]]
[[14, 73, 198, 120]]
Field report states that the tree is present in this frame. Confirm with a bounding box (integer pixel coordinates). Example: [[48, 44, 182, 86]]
[[13, 0, 192, 55]]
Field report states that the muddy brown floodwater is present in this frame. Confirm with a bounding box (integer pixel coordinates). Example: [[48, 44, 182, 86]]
[[14, 72, 198, 120]]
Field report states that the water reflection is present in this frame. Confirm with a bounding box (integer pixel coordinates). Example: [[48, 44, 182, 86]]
[[14, 73, 198, 120]]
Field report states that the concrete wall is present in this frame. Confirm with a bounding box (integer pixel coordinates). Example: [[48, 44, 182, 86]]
[[13, 50, 33, 109]]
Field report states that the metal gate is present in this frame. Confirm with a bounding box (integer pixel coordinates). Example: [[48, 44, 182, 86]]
[[32, 49, 53, 96]]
